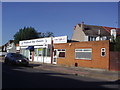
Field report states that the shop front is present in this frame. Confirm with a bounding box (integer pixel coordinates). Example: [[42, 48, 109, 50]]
[[34, 45, 51, 63], [19, 36, 68, 64], [19, 37, 52, 63]]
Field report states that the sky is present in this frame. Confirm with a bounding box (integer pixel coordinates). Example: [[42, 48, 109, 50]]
[[2, 2, 119, 45]]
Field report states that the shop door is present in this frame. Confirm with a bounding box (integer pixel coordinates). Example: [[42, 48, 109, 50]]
[[37, 48, 44, 63], [53, 49, 57, 64]]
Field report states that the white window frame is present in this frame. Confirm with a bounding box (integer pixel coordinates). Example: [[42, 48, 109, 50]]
[[101, 48, 106, 57], [75, 48, 92, 60], [57, 49, 66, 58]]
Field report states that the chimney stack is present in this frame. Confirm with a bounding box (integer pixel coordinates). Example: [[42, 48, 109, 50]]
[[81, 21, 84, 30]]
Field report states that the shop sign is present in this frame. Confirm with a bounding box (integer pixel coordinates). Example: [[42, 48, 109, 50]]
[[19, 38, 51, 46], [53, 36, 67, 44]]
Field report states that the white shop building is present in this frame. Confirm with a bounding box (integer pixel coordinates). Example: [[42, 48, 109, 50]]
[[19, 36, 67, 64]]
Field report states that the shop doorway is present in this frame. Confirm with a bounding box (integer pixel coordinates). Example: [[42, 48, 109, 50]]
[[38, 48, 44, 62], [34, 48, 51, 63], [34, 48, 44, 62]]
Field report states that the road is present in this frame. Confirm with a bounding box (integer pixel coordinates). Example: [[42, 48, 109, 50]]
[[2, 62, 119, 89]]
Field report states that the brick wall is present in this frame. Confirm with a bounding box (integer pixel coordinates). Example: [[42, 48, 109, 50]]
[[54, 40, 110, 70], [110, 51, 120, 71]]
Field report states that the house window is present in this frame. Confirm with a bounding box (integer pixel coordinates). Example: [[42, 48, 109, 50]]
[[101, 48, 106, 57], [102, 36, 107, 40], [58, 49, 66, 58], [88, 36, 96, 41], [75, 49, 92, 60], [88, 36, 93, 41]]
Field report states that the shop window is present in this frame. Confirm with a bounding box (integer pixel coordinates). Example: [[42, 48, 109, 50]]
[[43, 48, 50, 57], [46, 48, 50, 57], [58, 49, 66, 58], [75, 49, 92, 60], [43, 48, 46, 56], [35, 48, 50, 57], [38, 48, 43, 56], [34, 49, 38, 56], [101, 48, 106, 57], [21, 49, 29, 58]]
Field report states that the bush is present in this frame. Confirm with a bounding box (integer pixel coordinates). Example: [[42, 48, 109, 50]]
[[110, 37, 120, 51]]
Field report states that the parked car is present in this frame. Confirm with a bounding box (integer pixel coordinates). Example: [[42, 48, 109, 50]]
[[4, 53, 29, 66]]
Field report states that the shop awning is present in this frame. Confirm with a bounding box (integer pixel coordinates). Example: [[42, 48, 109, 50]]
[[26, 46, 34, 50]]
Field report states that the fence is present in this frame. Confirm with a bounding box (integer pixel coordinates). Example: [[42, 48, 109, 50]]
[[109, 51, 120, 71]]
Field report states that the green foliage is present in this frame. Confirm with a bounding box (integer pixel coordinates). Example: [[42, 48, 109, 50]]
[[110, 37, 120, 51], [14, 27, 54, 44], [114, 37, 120, 51], [37, 32, 54, 38]]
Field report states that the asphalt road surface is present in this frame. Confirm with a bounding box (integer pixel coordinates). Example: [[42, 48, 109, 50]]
[[2, 62, 119, 89]]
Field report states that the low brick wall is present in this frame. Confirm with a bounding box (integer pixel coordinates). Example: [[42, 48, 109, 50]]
[[110, 51, 120, 71]]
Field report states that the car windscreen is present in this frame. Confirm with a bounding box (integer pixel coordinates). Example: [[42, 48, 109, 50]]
[[13, 53, 26, 58]]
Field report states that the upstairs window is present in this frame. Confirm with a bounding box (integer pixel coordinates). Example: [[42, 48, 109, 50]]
[[88, 36, 96, 41]]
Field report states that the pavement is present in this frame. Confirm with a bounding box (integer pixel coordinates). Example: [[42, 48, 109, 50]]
[[29, 61, 120, 81]]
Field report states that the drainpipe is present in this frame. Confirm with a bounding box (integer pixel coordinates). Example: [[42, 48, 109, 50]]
[[108, 41, 111, 71], [51, 39, 53, 64]]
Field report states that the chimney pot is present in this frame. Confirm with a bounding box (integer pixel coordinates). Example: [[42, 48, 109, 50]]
[[82, 21, 84, 24]]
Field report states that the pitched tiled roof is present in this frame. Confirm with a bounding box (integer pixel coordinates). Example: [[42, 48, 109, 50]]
[[102, 26, 120, 35], [78, 24, 111, 37]]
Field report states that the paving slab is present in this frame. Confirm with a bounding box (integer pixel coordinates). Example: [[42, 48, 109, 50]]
[[29, 61, 119, 81]]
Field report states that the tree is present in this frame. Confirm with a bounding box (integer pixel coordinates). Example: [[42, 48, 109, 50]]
[[38, 32, 54, 38], [114, 37, 120, 51], [14, 27, 54, 44], [14, 27, 39, 44], [110, 36, 120, 51]]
